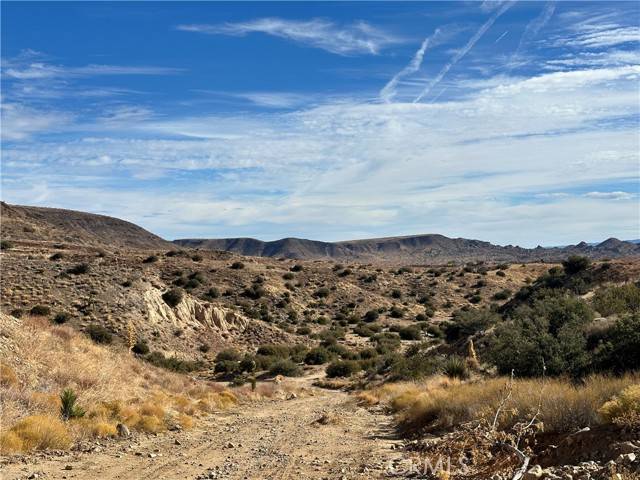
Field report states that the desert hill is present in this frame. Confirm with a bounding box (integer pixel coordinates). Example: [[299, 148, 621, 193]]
[[174, 233, 640, 264], [0, 202, 171, 250]]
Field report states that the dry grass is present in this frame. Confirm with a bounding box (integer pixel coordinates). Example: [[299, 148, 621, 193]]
[[599, 384, 640, 429], [369, 374, 640, 434], [1, 415, 71, 452], [0, 314, 242, 453]]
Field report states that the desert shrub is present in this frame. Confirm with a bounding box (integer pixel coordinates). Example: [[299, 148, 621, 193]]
[[314, 287, 330, 298], [391, 289, 402, 299], [191, 254, 203, 262], [268, 359, 302, 377], [398, 326, 421, 340], [425, 324, 444, 338], [599, 384, 640, 427], [9, 308, 23, 318], [86, 324, 112, 344], [230, 261, 245, 270], [389, 305, 404, 318], [0, 415, 71, 452], [305, 347, 331, 365], [591, 314, 640, 373], [445, 308, 499, 342], [162, 288, 184, 307], [216, 349, 242, 362], [492, 289, 512, 301], [145, 351, 201, 373], [290, 264, 303, 272], [363, 309, 379, 323], [496, 270, 506, 277], [30, 305, 51, 317], [256, 344, 290, 358], [489, 293, 594, 377], [214, 360, 240, 375], [592, 283, 640, 316], [53, 312, 69, 324], [388, 354, 441, 381], [49, 252, 64, 261], [563, 255, 590, 275], [132, 340, 150, 355], [282, 272, 294, 280], [253, 354, 277, 370], [60, 388, 85, 420], [0, 240, 14, 250], [326, 360, 360, 378], [442, 356, 469, 379], [243, 285, 265, 299], [67, 263, 90, 275], [203, 287, 220, 300], [373, 332, 402, 354], [142, 255, 158, 264], [296, 326, 311, 335]]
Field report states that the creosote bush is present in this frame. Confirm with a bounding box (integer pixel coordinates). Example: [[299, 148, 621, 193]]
[[162, 288, 184, 307], [67, 263, 90, 275], [30, 305, 51, 317], [86, 324, 112, 344], [326, 360, 360, 378]]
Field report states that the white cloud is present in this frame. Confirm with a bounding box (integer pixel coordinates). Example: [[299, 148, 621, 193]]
[[176, 18, 403, 55], [2, 64, 638, 244], [0, 103, 73, 141], [584, 191, 635, 201], [2, 62, 182, 80]]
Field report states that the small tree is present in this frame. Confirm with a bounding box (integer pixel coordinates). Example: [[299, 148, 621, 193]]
[[60, 388, 85, 420]]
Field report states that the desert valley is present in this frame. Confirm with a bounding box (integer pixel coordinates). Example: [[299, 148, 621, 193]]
[[0, 202, 638, 479]]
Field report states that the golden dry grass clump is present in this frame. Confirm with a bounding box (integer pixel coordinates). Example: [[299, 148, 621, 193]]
[[0, 314, 240, 453], [363, 374, 640, 434]]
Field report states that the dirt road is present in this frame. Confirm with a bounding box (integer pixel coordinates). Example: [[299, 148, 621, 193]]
[[1, 389, 403, 480]]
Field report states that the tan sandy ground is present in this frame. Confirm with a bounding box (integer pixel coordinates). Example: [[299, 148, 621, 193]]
[[0, 387, 403, 480]]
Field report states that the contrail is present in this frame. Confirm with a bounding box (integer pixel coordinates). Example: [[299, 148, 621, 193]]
[[495, 30, 509, 43], [414, 1, 515, 103], [380, 29, 442, 103], [516, 1, 555, 54]]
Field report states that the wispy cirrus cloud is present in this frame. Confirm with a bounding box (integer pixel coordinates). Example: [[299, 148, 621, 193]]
[[414, 1, 515, 102], [176, 18, 404, 55]]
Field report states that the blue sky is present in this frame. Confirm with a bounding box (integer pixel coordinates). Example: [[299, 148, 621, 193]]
[[1, 1, 639, 246]]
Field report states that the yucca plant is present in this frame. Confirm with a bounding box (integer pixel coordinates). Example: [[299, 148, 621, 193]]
[[60, 388, 85, 420]]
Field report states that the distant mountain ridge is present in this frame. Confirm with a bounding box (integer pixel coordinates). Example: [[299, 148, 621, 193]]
[[2, 202, 638, 263], [174, 234, 640, 264], [0, 202, 171, 250]]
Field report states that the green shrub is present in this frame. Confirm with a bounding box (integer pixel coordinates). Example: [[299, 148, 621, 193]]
[[86, 324, 112, 344], [492, 289, 512, 301], [162, 288, 184, 307], [67, 263, 90, 275], [314, 287, 330, 298], [215, 360, 240, 375], [53, 312, 69, 324], [30, 305, 51, 317], [398, 326, 421, 340], [132, 340, 150, 355], [230, 261, 245, 270], [363, 310, 379, 323], [388, 354, 440, 381], [269, 359, 302, 377], [592, 283, 640, 316], [304, 347, 331, 365], [563, 256, 590, 275], [9, 308, 23, 318], [257, 344, 290, 358], [389, 305, 404, 318], [145, 351, 202, 372], [49, 252, 64, 261], [60, 389, 85, 420], [142, 255, 158, 264], [592, 314, 640, 373], [290, 264, 303, 272], [0, 240, 14, 250], [326, 360, 360, 378], [445, 308, 499, 342]]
